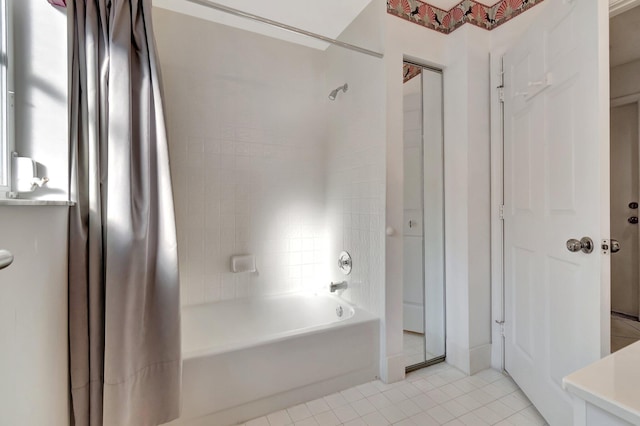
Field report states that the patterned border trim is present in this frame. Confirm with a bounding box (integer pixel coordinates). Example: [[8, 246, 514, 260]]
[[403, 64, 422, 83], [387, 0, 544, 34]]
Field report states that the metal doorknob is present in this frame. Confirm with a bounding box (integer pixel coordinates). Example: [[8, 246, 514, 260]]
[[566, 237, 594, 254], [611, 239, 621, 254]]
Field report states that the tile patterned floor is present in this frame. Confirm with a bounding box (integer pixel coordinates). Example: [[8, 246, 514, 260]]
[[611, 313, 640, 352], [243, 363, 548, 426]]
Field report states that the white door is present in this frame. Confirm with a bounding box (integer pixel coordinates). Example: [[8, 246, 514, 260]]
[[503, 1, 610, 425]]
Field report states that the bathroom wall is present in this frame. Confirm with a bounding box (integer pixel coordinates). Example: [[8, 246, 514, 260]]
[[153, 9, 330, 305], [324, 0, 386, 318], [0, 1, 69, 425]]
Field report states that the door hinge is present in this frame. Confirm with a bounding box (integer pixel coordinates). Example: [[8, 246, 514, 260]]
[[498, 204, 505, 220], [495, 319, 505, 337], [497, 86, 505, 103]]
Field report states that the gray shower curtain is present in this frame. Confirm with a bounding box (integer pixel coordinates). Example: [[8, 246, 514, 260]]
[[67, 1, 181, 425]]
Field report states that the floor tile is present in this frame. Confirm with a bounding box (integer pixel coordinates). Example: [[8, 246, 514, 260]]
[[426, 404, 455, 424], [268, 410, 293, 426], [361, 411, 390, 426], [378, 405, 407, 423], [246, 364, 548, 426], [351, 398, 377, 416], [245, 417, 270, 426], [306, 398, 330, 415], [333, 404, 360, 423], [294, 418, 319, 426], [288, 404, 312, 422], [314, 410, 340, 426]]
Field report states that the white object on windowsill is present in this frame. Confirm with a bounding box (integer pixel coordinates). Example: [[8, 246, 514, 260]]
[[12, 154, 48, 193]]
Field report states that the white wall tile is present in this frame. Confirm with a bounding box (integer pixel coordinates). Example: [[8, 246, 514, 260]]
[[154, 9, 330, 305]]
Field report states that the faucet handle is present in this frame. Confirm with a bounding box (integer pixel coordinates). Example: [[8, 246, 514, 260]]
[[338, 251, 352, 275]]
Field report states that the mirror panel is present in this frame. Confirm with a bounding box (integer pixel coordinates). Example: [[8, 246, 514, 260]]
[[402, 62, 445, 369]]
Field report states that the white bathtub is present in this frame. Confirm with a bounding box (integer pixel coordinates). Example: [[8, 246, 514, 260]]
[[166, 293, 380, 426]]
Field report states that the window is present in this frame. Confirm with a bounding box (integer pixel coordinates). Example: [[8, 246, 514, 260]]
[[0, 0, 13, 196]]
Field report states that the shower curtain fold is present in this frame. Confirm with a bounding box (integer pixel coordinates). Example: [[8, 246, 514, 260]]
[[67, 1, 181, 425]]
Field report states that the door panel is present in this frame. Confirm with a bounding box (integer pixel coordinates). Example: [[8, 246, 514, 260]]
[[503, 0, 609, 424]]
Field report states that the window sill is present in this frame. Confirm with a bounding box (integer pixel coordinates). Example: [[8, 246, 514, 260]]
[[0, 199, 74, 206]]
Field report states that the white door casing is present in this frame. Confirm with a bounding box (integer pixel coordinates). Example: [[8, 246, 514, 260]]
[[502, 0, 610, 425]]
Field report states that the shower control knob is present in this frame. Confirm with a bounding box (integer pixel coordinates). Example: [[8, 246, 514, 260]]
[[629, 216, 638, 224], [630, 202, 639, 209]]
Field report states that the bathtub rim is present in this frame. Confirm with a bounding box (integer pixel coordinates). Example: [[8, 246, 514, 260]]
[[181, 292, 379, 360]]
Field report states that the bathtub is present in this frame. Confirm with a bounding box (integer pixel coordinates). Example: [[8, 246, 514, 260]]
[[166, 293, 380, 426]]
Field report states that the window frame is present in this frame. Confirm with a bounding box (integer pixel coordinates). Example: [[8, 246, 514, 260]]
[[0, 0, 13, 196]]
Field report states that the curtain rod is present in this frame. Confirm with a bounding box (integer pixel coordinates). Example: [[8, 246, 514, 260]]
[[184, 0, 384, 59]]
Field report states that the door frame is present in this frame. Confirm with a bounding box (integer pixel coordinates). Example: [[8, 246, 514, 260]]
[[489, 2, 624, 371], [401, 58, 448, 373], [610, 93, 640, 318]]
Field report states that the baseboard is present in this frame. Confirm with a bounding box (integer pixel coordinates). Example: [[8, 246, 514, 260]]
[[469, 343, 492, 374], [446, 341, 492, 375], [381, 353, 405, 383]]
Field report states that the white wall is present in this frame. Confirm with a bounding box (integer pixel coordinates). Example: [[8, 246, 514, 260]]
[[153, 8, 330, 305], [0, 207, 69, 426], [0, 1, 69, 425]]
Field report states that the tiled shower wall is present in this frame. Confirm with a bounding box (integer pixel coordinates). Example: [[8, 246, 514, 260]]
[[324, 2, 386, 317], [154, 9, 329, 305]]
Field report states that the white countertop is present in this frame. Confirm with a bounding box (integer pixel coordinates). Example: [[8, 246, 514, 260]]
[[563, 340, 640, 425]]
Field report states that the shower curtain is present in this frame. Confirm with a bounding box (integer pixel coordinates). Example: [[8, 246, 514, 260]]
[[67, 1, 181, 425]]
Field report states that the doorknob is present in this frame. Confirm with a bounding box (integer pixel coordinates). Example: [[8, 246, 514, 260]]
[[0, 249, 13, 270], [566, 237, 594, 254], [611, 239, 621, 254]]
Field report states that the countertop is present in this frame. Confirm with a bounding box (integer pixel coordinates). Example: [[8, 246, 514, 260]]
[[563, 340, 640, 425]]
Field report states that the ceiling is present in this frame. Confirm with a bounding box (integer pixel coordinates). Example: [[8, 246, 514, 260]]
[[152, 0, 373, 51], [610, 4, 640, 67]]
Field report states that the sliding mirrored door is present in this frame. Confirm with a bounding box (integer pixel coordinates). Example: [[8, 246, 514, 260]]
[[402, 62, 445, 370]]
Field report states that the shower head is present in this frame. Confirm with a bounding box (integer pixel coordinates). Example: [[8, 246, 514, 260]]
[[328, 83, 348, 100]]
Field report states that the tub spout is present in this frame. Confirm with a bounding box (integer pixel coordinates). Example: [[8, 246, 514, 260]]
[[330, 281, 348, 293]]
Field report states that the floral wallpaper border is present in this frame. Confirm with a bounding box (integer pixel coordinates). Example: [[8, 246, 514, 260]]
[[403, 63, 422, 83], [387, 0, 544, 34]]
